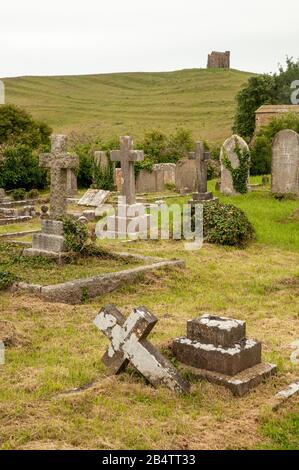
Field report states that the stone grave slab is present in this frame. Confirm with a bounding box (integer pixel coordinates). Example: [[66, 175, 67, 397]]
[[78, 189, 110, 207]]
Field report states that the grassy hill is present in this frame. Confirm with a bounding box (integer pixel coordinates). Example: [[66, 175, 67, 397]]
[[2, 68, 254, 145]]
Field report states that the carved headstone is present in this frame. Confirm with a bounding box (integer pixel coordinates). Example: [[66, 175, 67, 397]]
[[189, 142, 216, 204], [40, 135, 79, 218], [110, 136, 144, 205], [220, 135, 250, 196], [272, 129, 299, 194], [94, 304, 190, 393]]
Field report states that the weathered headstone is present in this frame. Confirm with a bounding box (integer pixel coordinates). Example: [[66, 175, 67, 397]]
[[173, 314, 277, 396], [40, 135, 79, 218], [175, 159, 197, 193], [108, 137, 149, 238], [66, 168, 78, 197], [78, 189, 110, 207], [94, 151, 109, 170], [110, 136, 144, 205], [272, 129, 299, 194], [23, 219, 67, 260], [94, 304, 190, 393], [220, 135, 250, 196], [189, 142, 216, 204]]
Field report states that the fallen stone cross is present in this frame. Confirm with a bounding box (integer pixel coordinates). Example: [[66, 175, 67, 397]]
[[172, 314, 277, 396], [94, 304, 190, 393]]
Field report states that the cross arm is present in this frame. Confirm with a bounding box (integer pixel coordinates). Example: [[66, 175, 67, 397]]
[[110, 150, 121, 162], [123, 306, 157, 340]]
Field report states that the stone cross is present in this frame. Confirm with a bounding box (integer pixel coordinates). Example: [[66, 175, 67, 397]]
[[94, 304, 190, 394], [189, 142, 211, 194], [40, 135, 79, 219], [110, 136, 144, 205]]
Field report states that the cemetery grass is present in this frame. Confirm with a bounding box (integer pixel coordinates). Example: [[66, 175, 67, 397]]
[[0, 188, 299, 449], [0, 243, 143, 285], [2, 68, 253, 145]]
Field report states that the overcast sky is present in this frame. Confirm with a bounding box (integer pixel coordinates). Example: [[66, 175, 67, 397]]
[[1, 0, 298, 78]]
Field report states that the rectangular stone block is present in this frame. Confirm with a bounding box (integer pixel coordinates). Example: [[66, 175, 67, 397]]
[[32, 233, 66, 252], [41, 220, 64, 236], [172, 337, 261, 376], [187, 315, 246, 347]]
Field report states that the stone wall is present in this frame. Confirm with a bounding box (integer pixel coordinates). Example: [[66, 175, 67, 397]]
[[114, 163, 176, 193], [255, 105, 299, 133], [207, 51, 230, 69]]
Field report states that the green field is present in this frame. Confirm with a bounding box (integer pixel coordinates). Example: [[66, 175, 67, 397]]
[[2, 68, 253, 145]]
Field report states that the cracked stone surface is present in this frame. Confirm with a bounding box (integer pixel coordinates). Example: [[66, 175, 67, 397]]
[[94, 304, 190, 394]]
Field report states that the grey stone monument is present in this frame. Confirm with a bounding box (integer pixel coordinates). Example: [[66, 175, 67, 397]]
[[172, 314, 277, 396], [94, 304, 190, 394], [110, 136, 144, 205], [272, 129, 299, 195], [189, 141, 216, 205], [220, 135, 250, 196], [40, 134, 79, 219]]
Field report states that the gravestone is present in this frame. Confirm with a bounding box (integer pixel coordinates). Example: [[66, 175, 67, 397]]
[[116, 163, 176, 193], [66, 168, 78, 197], [78, 189, 110, 207], [110, 136, 144, 205], [272, 129, 299, 194], [94, 304, 190, 393], [23, 219, 67, 261], [40, 134, 79, 218], [189, 141, 215, 204], [172, 314, 277, 396], [108, 137, 149, 238], [220, 135, 250, 196], [175, 159, 197, 193], [94, 151, 109, 170]]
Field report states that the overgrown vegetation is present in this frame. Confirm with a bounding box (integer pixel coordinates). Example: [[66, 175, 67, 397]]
[[222, 140, 250, 193], [60, 217, 89, 253], [0, 271, 16, 290], [202, 200, 255, 247], [0, 105, 51, 190]]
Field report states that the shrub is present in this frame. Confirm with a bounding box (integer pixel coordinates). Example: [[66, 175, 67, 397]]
[[11, 188, 27, 200], [0, 104, 51, 148], [27, 188, 39, 199], [60, 217, 89, 252], [0, 271, 16, 290], [202, 201, 255, 247], [93, 153, 115, 190]]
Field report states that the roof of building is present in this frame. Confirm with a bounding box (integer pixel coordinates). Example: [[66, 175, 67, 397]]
[[256, 104, 299, 114]]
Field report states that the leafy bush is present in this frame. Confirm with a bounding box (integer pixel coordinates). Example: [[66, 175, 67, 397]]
[[202, 201, 255, 247], [11, 188, 27, 200], [93, 154, 114, 190], [0, 104, 51, 148], [0, 144, 47, 190], [251, 112, 299, 175], [27, 188, 40, 199], [0, 271, 16, 290], [60, 217, 89, 252]]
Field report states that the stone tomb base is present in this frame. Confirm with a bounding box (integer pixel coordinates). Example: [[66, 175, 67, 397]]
[[189, 192, 218, 206], [172, 314, 277, 396], [178, 362, 277, 397], [23, 220, 70, 262]]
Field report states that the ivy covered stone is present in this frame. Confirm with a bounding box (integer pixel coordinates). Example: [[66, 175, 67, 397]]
[[202, 200, 255, 248], [221, 135, 251, 195], [60, 216, 89, 253]]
